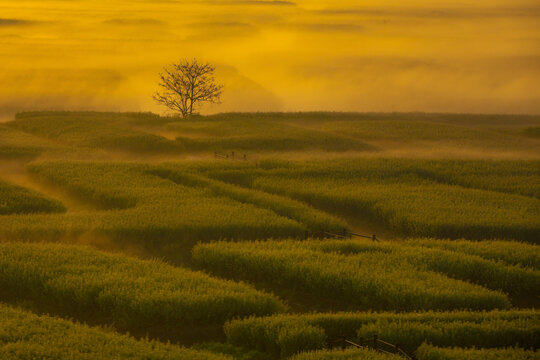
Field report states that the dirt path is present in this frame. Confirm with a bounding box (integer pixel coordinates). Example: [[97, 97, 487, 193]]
[[0, 159, 95, 213]]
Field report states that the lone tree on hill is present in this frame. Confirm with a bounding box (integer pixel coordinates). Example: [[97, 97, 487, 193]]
[[153, 59, 223, 117]]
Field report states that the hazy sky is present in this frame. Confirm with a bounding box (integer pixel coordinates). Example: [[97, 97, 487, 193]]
[[1, 0, 539, 116]]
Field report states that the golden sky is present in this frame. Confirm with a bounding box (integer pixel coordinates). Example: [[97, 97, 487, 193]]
[[1, 0, 539, 116]]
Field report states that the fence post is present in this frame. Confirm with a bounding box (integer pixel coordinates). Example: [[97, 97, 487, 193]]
[[373, 334, 378, 350]]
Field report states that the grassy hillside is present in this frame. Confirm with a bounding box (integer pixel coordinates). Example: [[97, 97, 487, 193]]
[[0, 111, 538, 359]]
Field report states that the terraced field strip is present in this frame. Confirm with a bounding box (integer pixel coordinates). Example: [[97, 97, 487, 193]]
[[0, 243, 284, 333], [196, 158, 540, 242], [194, 239, 519, 312], [9, 112, 184, 154], [166, 116, 379, 153], [290, 348, 402, 360], [224, 310, 539, 357], [0, 123, 63, 159], [150, 166, 348, 233], [0, 303, 230, 360], [415, 344, 538, 360], [0, 178, 66, 215], [0, 162, 306, 243]]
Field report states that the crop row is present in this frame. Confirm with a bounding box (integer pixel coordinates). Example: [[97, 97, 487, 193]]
[[316, 240, 540, 297], [292, 346, 538, 360], [166, 117, 378, 152], [410, 160, 540, 199], [0, 303, 229, 360], [252, 177, 539, 242], [0, 162, 307, 243], [203, 158, 540, 199], [316, 240, 539, 297], [7, 112, 540, 158], [193, 239, 518, 312], [316, 117, 540, 155], [0, 124, 61, 159], [415, 344, 538, 360], [0, 243, 283, 330], [0, 180, 66, 215], [163, 112, 540, 155], [9, 112, 183, 154], [150, 166, 348, 233], [356, 317, 538, 354], [224, 310, 540, 357], [523, 127, 540, 139], [8, 157, 535, 243], [193, 158, 540, 241], [290, 348, 401, 359], [405, 238, 540, 271], [195, 238, 540, 307]]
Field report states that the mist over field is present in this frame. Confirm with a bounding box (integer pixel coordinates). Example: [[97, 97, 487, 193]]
[[1, 0, 540, 118], [1, 2, 540, 360]]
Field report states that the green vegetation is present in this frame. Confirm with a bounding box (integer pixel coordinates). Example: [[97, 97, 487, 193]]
[[254, 175, 539, 241], [163, 112, 540, 155], [0, 303, 230, 360], [0, 111, 539, 359], [194, 239, 515, 312], [224, 310, 539, 357], [290, 348, 402, 360], [193, 342, 271, 360], [9, 112, 182, 154], [166, 116, 378, 152], [0, 243, 283, 329], [394, 244, 539, 297], [316, 239, 539, 297], [314, 118, 540, 152], [205, 158, 540, 199], [416, 344, 538, 360], [523, 127, 540, 139], [151, 166, 348, 233], [410, 160, 540, 199], [407, 239, 540, 271], [357, 317, 539, 354], [198, 158, 539, 242], [0, 180, 66, 214], [0, 162, 306, 243], [0, 124, 60, 158]]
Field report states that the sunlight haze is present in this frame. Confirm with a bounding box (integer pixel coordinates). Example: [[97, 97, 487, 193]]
[[1, 0, 539, 117]]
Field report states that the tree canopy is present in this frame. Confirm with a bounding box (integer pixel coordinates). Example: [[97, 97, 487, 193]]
[[154, 59, 223, 117]]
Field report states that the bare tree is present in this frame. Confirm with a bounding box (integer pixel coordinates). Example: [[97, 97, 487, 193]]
[[153, 59, 223, 117]]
